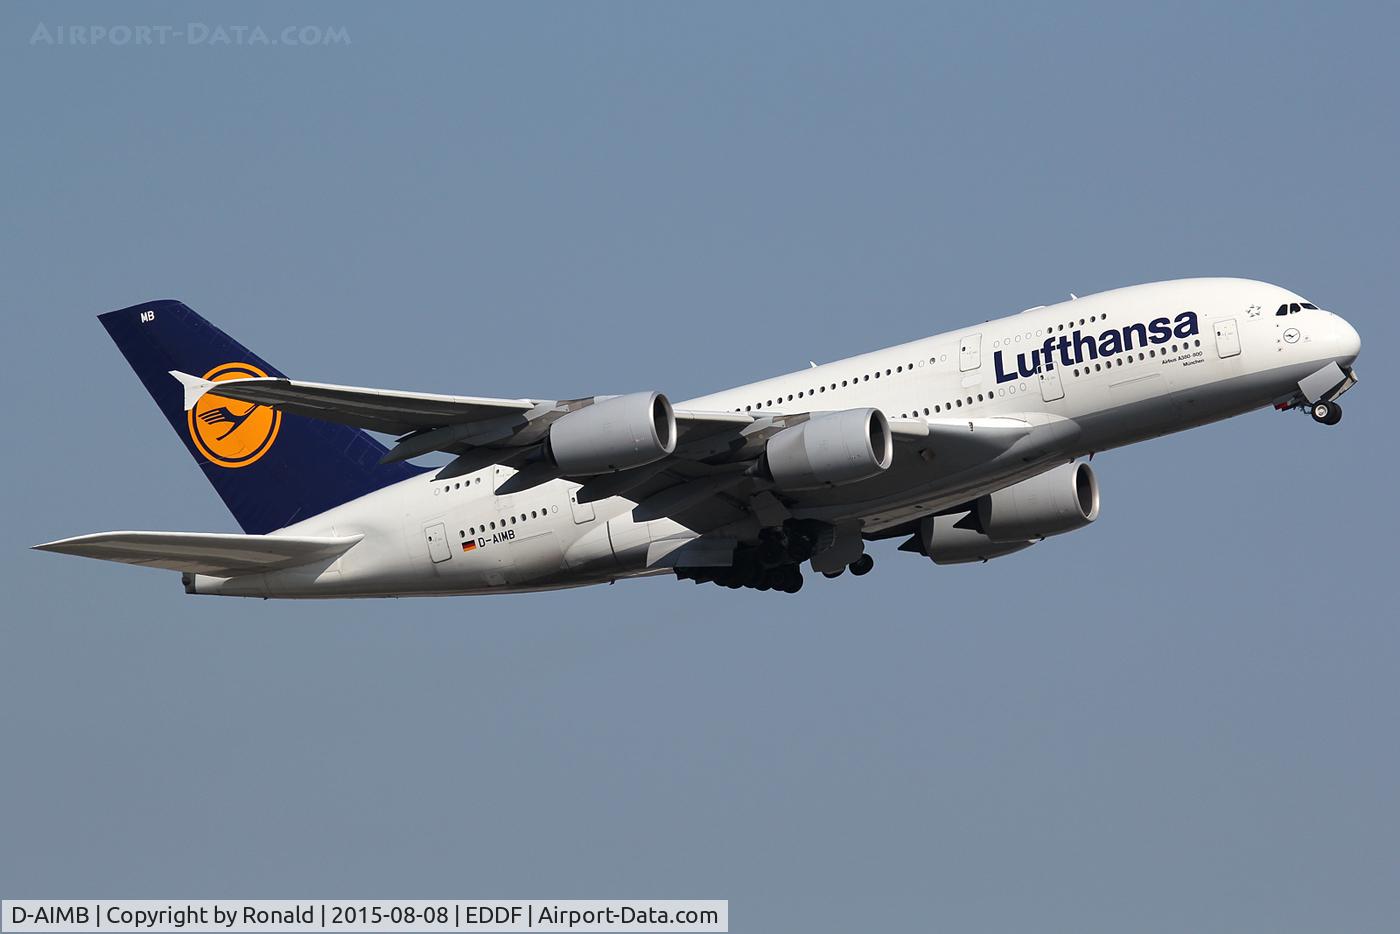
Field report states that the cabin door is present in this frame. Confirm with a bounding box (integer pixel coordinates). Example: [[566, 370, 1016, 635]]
[[568, 487, 596, 524], [423, 522, 453, 564], [1038, 359, 1065, 402], [959, 333, 982, 371], [1214, 318, 1241, 358]]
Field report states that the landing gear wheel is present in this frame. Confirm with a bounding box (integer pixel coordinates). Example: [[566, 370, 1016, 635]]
[[1311, 401, 1342, 425], [777, 567, 804, 594], [822, 570, 844, 580], [849, 554, 875, 577]]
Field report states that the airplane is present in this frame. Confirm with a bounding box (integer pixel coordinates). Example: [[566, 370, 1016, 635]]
[[35, 277, 1360, 597]]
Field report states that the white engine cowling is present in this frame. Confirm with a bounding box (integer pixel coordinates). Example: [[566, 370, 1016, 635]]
[[977, 461, 1100, 543], [920, 512, 1034, 565], [548, 391, 677, 476], [763, 408, 893, 491]]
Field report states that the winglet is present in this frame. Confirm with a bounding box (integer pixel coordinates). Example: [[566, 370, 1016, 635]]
[[168, 370, 217, 411]]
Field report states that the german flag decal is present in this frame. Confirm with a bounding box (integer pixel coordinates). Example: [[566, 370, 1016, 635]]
[[461, 541, 477, 552]]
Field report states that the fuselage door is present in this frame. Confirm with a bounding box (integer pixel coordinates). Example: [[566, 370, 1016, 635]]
[[1038, 357, 1065, 402], [1214, 317, 1241, 358], [424, 522, 452, 564], [568, 487, 596, 524], [959, 332, 982, 371]]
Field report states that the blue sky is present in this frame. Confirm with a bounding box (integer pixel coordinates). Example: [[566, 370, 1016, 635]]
[[2, 3, 1397, 931]]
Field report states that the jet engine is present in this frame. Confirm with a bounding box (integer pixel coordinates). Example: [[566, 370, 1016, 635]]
[[978, 461, 1099, 542], [758, 408, 893, 491], [919, 512, 1035, 565], [547, 391, 677, 475]]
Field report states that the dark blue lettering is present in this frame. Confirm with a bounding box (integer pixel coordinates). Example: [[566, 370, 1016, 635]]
[[993, 350, 1018, 384], [1017, 350, 1041, 379], [1072, 329, 1098, 362], [1173, 310, 1199, 339]]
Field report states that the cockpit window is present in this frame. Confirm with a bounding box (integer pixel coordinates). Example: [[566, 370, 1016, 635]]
[[1276, 304, 1288, 315], [1277, 302, 1312, 315], [1301, 302, 1318, 309]]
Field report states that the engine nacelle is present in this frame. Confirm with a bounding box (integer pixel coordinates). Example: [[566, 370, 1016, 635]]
[[977, 461, 1100, 543], [920, 512, 1034, 565], [547, 391, 677, 476], [762, 408, 893, 491]]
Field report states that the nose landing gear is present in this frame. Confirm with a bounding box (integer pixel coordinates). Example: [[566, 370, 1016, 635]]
[[1310, 401, 1342, 425]]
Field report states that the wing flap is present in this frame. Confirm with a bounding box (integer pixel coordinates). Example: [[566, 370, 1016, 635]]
[[33, 531, 364, 576]]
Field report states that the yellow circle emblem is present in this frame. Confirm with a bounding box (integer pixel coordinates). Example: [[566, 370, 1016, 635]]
[[188, 363, 281, 468]]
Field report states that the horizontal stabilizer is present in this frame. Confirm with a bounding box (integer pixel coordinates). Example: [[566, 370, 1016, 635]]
[[33, 530, 363, 577]]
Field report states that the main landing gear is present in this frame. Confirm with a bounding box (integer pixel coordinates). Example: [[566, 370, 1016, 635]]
[[1310, 401, 1342, 425], [822, 553, 875, 580], [676, 522, 879, 594]]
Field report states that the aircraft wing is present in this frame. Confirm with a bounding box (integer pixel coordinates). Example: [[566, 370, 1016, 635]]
[[170, 371, 758, 461], [32, 531, 363, 576], [169, 371, 544, 436], [170, 372, 751, 451]]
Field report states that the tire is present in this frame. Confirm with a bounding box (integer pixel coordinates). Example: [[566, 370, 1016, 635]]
[[1324, 402, 1343, 425], [1311, 402, 1332, 424], [849, 554, 874, 576]]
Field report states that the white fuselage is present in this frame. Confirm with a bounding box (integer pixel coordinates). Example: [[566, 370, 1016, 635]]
[[191, 278, 1361, 598]]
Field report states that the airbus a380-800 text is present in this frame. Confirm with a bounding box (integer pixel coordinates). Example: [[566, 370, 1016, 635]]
[[36, 278, 1360, 596]]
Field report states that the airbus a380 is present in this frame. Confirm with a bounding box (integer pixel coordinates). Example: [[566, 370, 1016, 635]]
[[36, 278, 1360, 597]]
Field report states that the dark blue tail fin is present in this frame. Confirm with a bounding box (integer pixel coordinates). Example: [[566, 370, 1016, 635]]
[[100, 300, 424, 534]]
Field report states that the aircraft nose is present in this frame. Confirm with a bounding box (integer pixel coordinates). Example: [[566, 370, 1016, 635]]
[[1335, 315, 1361, 365]]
